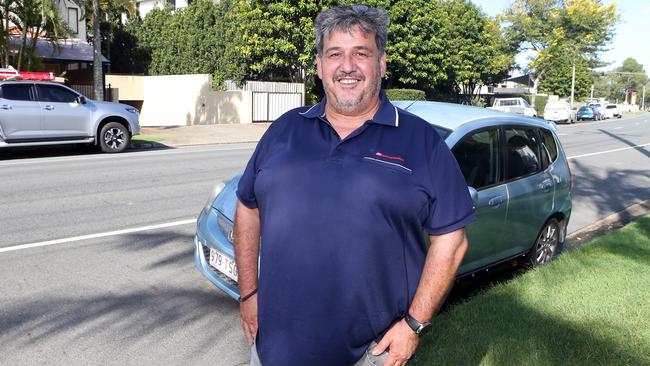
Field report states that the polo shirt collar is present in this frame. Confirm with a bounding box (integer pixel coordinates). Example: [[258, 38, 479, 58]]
[[299, 91, 399, 127]]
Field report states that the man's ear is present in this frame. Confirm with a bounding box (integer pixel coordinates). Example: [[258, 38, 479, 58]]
[[380, 52, 387, 78], [316, 54, 323, 80]]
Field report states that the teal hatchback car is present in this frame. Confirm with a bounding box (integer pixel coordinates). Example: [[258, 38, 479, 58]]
[[195, 101, 572, 300]]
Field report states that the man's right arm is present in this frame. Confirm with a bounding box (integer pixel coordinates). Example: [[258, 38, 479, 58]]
[[233, 200, 261, 345]]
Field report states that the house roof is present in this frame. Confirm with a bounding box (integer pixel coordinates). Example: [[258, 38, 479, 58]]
[[504, 74, 534, 87], [9, 36, 109, 63]]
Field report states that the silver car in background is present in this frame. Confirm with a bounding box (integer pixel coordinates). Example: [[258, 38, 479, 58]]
[[195, 101, 573, 300], [0, 81, 140, 153]]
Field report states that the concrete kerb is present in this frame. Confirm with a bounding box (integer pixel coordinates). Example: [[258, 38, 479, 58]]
[[129, 124, 271, 149], [565, 199, 650, 251]]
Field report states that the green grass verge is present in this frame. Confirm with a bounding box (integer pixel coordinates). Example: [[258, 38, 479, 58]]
[[131, 135, 163, 143], [417, 216, 650, 366]]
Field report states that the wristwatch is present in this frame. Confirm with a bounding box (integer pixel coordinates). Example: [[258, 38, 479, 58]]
[[404, 312, 431, 336]]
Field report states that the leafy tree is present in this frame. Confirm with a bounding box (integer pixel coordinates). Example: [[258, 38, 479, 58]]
[[230, 0, 324, 83], [3, 0, 70, 70], [538, 54, 591, 99], [439, 0, 512, 102], [130, 0, 245, 88], [592, 58, 648, 102], [501, 0, 618, 105]]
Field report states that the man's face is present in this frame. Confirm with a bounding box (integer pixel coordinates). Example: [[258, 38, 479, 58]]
[[317, 26, 387, 116]]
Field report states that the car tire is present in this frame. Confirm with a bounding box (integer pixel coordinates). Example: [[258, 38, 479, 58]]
[[99, 122, 130, 153], [524, 218, 561, 268]]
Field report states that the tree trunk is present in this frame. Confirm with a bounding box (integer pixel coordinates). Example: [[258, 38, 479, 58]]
[[93, 0, 104, 100], [3, 1, 10, 66], [17, 30, 27, 71]]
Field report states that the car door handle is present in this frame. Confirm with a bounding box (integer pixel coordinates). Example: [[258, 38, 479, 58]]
[[0, 104, 11, 110], [43, 105, 54, 110], [488, 196, 504, 207]]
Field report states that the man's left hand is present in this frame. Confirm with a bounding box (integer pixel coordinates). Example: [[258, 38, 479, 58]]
[[372, 319, 419, 366]]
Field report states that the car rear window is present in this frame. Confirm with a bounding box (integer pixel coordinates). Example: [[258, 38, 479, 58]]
[[545, 102, 567, 110], [505, 128, 541, 180], [606, 105, 617, 109], [452, 129, 499, 190], [539, 128, 558, 165], [1, 84, 32, 101]]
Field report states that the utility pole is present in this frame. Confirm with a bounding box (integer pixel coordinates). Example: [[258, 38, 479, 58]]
[[643, 85, 646, 111], [590, 84, 594, 100], [93, 0, 104, 101], [570, 60, 576, 107]]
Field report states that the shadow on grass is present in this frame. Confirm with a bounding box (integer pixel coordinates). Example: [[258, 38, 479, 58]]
[[418, 217, 650, 365], [419, 292, 647, 365]]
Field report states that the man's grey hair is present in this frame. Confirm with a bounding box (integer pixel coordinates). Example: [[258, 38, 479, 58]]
[[314, 4, 390, 56]]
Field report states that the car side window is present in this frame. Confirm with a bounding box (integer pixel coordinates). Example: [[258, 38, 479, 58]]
[[36, 85, 78, 103], [452, 129, 500, 190], [1, 84, 33, 101], [539, 128, 558, 166], [505, 128, 541, 180]]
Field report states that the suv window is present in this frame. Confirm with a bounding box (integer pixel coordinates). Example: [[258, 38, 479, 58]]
[[36, 84, 78, 103], [1, 84, 33, 101], [539, 128, 558, 165], [505, 128, 541, 180], [452, 129, 500, 190]]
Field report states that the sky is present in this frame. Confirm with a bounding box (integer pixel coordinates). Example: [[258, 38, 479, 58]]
[[470, 0, 648, 73]]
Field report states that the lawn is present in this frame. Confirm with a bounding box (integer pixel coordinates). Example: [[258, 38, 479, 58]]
[[131, 135, 163, 143], [416, 216, 650, 366]]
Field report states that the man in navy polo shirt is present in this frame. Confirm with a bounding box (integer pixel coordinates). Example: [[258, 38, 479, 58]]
[[234, 4, 475, 366]]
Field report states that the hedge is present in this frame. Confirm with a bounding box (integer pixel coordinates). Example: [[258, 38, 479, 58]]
[[521, 94, 549, 117], [385, 89, 426, 101]]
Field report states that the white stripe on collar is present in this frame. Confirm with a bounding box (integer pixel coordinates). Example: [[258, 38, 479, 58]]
[[298, 104, 319, 116], [394, 105, 399, 127]]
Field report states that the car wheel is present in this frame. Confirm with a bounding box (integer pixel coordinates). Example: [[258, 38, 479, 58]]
[[525, 218, 561, 268], [99, 122, 130, 153]]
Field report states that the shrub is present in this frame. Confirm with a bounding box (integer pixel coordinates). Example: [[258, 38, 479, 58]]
[[521, 94, 548, 117], [385, 89, 426, 101]]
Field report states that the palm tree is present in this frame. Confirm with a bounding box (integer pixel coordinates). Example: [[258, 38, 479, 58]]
[[1, 0, 69, 70]]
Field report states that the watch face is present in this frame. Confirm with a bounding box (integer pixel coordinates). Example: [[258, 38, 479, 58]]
[[418, 324, 431, 336]]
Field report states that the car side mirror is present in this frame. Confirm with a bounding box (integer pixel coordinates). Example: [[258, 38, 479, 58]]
[[76, 95, 86, 104], [468, 186, 478, 208]]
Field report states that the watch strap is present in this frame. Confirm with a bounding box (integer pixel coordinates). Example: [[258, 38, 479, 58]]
[[404, 312, 431, 336]]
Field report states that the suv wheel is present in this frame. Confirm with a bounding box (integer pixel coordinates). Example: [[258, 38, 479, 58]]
[[99, 122, 130, 153], [525, 218, 561, 267]]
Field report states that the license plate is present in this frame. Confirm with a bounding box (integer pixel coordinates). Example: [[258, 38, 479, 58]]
[[209, 248, 238, 282]]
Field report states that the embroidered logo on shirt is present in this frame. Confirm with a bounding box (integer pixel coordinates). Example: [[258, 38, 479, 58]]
[[363, 151, 411, 173], [375, 152, 405, 162]]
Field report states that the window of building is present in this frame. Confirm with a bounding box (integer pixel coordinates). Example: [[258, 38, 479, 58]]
[[68, 8, 79, 34]]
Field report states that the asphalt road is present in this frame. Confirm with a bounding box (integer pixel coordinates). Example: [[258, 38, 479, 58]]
[[0, 113, 648, 365]]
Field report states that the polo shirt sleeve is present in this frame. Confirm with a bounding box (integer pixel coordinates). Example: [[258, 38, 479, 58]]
[[423, 134, 476, 236], [236, 131, 270, 209]]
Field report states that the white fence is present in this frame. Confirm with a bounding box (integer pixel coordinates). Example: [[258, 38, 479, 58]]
[[226, 81, 305, 122]]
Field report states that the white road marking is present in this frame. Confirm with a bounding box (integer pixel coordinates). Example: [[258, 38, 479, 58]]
[[0, 144, 256, 167], [568, 143, 650, 160], [0, 218, 196, 254]]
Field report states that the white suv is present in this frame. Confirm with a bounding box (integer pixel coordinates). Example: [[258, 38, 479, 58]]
[[603, 104, 622, 119], [544, 101, 576, 124], [0, 81, 140, 153]]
